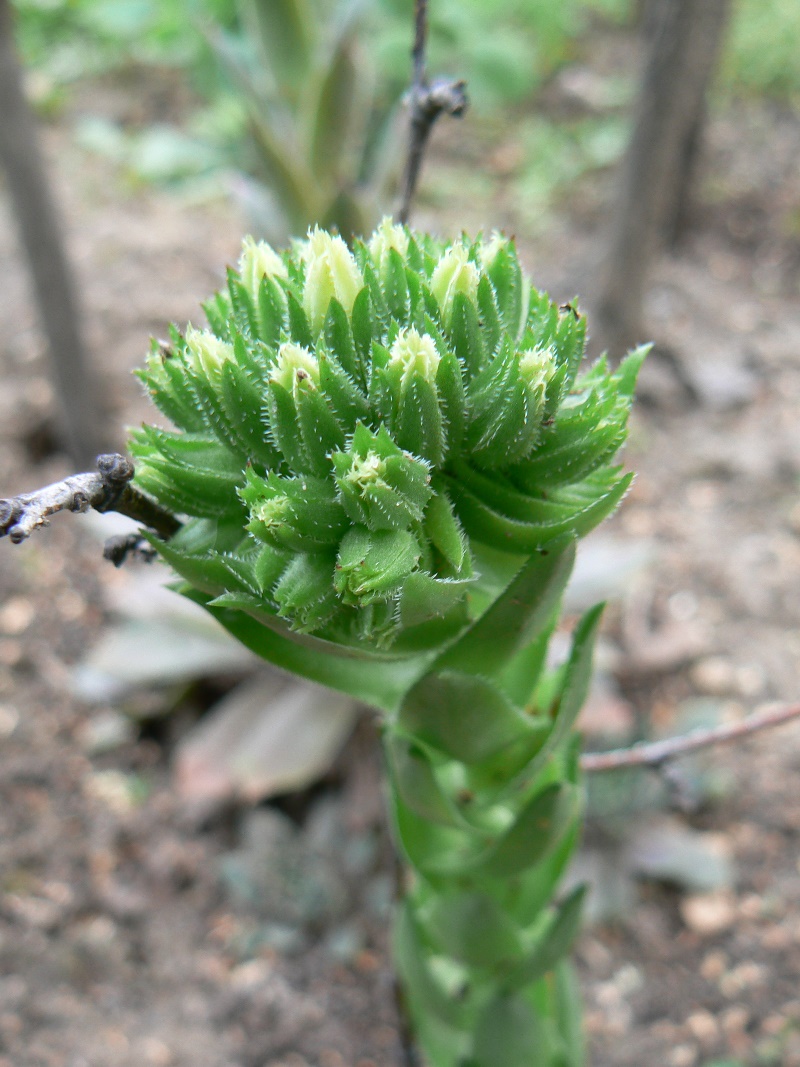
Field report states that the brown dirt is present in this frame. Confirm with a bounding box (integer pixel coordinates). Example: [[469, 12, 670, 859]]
[[3, 48, 800, 1067]]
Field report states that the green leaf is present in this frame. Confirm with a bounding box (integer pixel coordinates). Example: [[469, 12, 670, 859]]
[[552, 308, 587, 391], [399, 671, 538, 764], [553, 960, 586, 1067], [295, 383, 345, 475], [436, 351, 467, 461], [183, 367, 252, 458], [505, 886, 586, 990], [265, 380, 308, 473], [450, 291, 484, 376], [323, 298, 361, 383], [614, 343, 650, 398], [525, 604, 605, 779], [476, 274, 502, 357], [384, 247, 411, 321], [273, 552, 339, 631], [395, 373, 445, 467], [319, 352, 370, 431], [424, 891, 524, 968], [464, 724, 552, 793], [472, 993, 545, 1067], [448, 469, 633, 552], [350, 287, 373, 385], [435, 540, 575, 678], [386, 735, 465, 828], [132, 451, 245, 520], [137, 348, 206, 433], [147, 545, 225, 598], [399, 572, 472, 627], [248, 0, 314, 84], [307, 32, 359, 181], [227, 272, 259, 340], [335, 527, 420, 605], [219, 362, 282, 467], [187, 588, 427, 710], [287, 290, 313, 348], [509, 820, 582, 926], [256, 275, 288, 349], [473, 782, 580, 878], [485, 243, 527, 340], [393, 901, 468, 1029], [424, 487, 468, 572], [497, 621, 558, 709], [390, 778, 481, 877]]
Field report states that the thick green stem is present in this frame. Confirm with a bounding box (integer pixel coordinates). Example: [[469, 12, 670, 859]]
[[382, 551, 601, 1067]]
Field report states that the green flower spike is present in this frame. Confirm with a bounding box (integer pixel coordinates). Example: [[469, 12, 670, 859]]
[[130, 221, 646, 1067]]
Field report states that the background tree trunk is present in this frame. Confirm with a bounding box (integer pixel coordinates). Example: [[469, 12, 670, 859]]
[[0, 0, 102, 467], [593, 0, 732, 359]]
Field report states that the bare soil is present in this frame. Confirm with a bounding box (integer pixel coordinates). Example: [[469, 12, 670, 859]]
[[3, 49, 800, 1067]]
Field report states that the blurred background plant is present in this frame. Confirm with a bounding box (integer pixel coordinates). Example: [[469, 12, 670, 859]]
[[11, 0, 800, 231], [205, 0, 405, 243]]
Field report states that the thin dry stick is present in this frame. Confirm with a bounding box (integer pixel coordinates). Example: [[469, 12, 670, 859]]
[[580, 701, 800, 773], [397, 0, 468, 225], [0, 453, 181, 545]]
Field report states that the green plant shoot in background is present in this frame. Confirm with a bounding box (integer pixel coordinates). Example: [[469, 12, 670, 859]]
[[130, 219, 644, 1065], [208, 0, 403, 243]]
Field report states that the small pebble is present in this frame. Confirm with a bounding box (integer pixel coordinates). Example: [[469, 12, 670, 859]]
[[667, 1044, 697, 1067], [79, 710, 135, 755], [681, 891, 736, 935], [690, 656, 736, 695], [0, 596, 35, 635], [0, 704, 19, 737], [686, 1009, 719, 1045], [721, 1005, 751, 1033]]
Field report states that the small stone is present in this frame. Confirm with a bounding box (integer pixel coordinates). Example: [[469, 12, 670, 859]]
[[140, 1038, 173, 1067], [229, 958, 272, 990], [687, 359, 758, 411], [737, 893, 765, 920], [0, 596, 35, 635], [0, 704, 19, 738], [319, 1052, 347, 1067], [667, 1045, 697, 1067], [762, 924, 792, 951], [79, 710, 135, 755], [719, 961, 767, 997], [0, 1015, 22, 1037], [721, 1005, 751, 1033], [690, 656, 737, 696], [733, 663, 765, 698], [0, 641, 22, 667], [681, 891, 736, 935], [364, 874, 393, 919], [762, 1013, 787, 1036], [254, 923, 307, 957], [686, 1009, 719, 1045], [83, 770, 146, 813], [324, 922, 365, 964]]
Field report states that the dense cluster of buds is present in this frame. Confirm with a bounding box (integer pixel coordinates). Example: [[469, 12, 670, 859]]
[[132, 221, 643, 651]]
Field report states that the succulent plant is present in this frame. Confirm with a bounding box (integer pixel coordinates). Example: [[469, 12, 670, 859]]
[[132, 221, 642, 657], [131, 221, 644, 1066]]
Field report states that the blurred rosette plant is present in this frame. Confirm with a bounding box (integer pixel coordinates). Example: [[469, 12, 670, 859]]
[[131, 220, 644, 1066]]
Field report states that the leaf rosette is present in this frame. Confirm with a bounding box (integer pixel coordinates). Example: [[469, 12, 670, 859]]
[[131, 220, 644, 653]]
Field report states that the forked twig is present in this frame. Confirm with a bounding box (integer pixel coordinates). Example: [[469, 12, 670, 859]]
[[398, 0, 468, 225], [580, 701, 800, 773], [0, 453, 181, 547]]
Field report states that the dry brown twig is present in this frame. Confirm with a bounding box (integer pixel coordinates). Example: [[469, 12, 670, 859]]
[[580, 701, 800, 773], [397, 0, 468, 225], [0, 452, 181, 560]]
